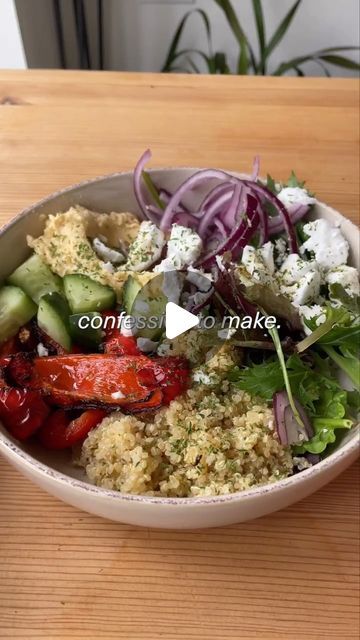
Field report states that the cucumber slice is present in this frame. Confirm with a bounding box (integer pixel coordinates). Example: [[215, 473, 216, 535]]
[[8, 254, 63, 304], [38, 292, 72, 351], [69, 313, 103, 348], [128, 275, 168, 340], [122, 275, 142, 314], [63, 274, 116, 314], [0, 286, 37, 344]]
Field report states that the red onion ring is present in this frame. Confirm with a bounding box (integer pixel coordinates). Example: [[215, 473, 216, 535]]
[[160, 169, 234, 231]]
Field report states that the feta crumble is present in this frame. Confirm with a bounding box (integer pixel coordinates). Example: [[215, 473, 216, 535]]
[[155, 224, 202, 272], [124, 221, 165, 271], [300, 219, 349, 270], [277, 187, 315, 210], [298, 304, 326, 335], [241, 244, 273, 284], [326, 265, 360, 298], [280, 270, 321, 306]]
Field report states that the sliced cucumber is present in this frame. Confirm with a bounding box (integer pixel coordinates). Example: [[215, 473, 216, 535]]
[[8, 254, 63, 304], [63, 274, 116, 314], [37, 292, 72, 351], [127, 275, 168, 340], [69, 313, 103, 348], [122, 275, 142, 314], [0, 285, 37, 344]]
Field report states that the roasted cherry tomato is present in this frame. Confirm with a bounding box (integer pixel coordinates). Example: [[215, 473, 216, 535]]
[[37, 408, 107, 450], [102, 311, 141, 356], [0, 387, 50, 441]]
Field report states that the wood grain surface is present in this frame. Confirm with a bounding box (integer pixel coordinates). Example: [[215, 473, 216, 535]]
[[0, 71, 359, 640]]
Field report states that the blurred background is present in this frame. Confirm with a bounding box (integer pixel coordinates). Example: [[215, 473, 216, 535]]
[[0, 0, 359, 76]]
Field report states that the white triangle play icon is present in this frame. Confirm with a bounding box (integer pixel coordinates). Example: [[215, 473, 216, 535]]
[[165, 302, 199, 340]]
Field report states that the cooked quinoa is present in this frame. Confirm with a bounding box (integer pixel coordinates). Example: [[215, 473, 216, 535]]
[[79, 345, 293, 497]]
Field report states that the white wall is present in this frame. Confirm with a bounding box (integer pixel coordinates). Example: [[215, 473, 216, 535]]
[[0, 0, 26, 68], [107, 0, 360, 76]]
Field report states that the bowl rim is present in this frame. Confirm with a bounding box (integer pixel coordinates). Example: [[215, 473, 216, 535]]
[[0, 167, 359, 507]]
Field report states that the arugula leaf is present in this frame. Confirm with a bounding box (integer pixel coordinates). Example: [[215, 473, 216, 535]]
[[329, 283, 360, 315], [142, 171, 165, 211], [286, 170, 305, 188], [296, 306, 352, 353], [266, 173, 279, 194]]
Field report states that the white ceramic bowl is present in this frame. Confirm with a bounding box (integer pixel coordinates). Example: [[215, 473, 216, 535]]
[[0, 169, 359, 529]]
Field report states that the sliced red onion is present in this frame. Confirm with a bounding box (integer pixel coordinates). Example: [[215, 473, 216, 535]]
[[273, 391, 313, 446], [197, 193, 259, 269], [173, 211, 200, 228], [160, 169, 234, 231], [198, 190, 234, 236], [198, 182, 234, 215], [213, 217, 227, 238], [243, 181, 298, 253], [269, 204, 309, 236]]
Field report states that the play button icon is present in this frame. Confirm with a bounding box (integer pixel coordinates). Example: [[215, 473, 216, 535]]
[[165, 302, 199, 340]]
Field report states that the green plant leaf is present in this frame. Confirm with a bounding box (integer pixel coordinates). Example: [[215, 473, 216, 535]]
[[251, 0, 266, 73], [319, 54, 360, 70], [294, 66, 305, 77], [161, 9, 213, 72], [265, 0, 302, 59], [273, 47, 360, 75], [214, 0, 249, 74], [213, 51, 231, 74]]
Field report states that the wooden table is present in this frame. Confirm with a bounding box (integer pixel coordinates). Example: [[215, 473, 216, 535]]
[[0, 71, 359, 640]]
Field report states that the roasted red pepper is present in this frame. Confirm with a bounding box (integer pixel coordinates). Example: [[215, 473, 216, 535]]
[[0, 387, 50, 441], [26, 354, 161, 408], [37, 408, 107, 449], [102, 312, 141, 356], [22, 353, 189, 410]]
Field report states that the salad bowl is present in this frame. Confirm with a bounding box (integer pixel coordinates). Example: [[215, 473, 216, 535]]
[[0, 167, 359, 529]]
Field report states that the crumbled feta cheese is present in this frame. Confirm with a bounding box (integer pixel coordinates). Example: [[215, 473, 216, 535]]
[[326, 266, 360, 298], [37, 343, 49, 357], [277, 187, 315, 210], [300, 219, 349, 270], [279, 254, 319, 285], [124, 221, 165, 271], [280, 270, 321, 306], [111, 391, 125, 400], [137, 337, 159, 353], [241, 245, 272, 284], [298, 304, 326, 335], [259, 241, 275, 275], [93, 237, 125, 265], [274, 237, 288, 267], [155, 224, 202, 272]]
